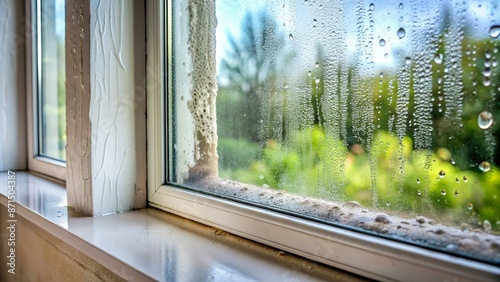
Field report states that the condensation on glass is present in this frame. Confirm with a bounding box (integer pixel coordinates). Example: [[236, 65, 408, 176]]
[[171, 0, 500, 264], [37, 0, 66, 161]]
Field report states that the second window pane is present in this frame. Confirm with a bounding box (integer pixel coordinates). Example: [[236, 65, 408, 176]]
[[39, 0, 66, 161]]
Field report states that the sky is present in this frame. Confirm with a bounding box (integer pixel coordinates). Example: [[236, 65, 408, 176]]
[[215, 0, 500, 76], [43, 0, 66, 39], [55, 1, 65, 39]]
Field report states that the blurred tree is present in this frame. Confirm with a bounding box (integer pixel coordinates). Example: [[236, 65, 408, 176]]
[[217, 10, 293, 143]]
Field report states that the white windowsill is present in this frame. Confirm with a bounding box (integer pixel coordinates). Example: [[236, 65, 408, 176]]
[[0, 172, 365, 281]]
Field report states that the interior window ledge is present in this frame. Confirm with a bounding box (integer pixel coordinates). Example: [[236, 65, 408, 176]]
[[0, 172, 365, 281]]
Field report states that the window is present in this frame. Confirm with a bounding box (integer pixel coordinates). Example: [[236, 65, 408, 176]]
[[149, 0, 500, 279], [37, 0, 66, 161], [27, 0, 66, 180]]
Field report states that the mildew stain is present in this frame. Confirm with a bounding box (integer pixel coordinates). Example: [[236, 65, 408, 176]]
[[187, 0, 218, 180]]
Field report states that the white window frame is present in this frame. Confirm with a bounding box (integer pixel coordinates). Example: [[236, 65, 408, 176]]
[[26, 0, 66, 181], [147, 0, 499, 280]]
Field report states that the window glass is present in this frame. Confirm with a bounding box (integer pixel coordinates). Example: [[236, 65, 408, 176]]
[[171, 0, 500, 264], [38, 0, 66, 161]]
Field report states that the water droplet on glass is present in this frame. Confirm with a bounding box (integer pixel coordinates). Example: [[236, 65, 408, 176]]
[[477, 111, 493, 130], [446, 244, 457, 250], [416, 178, 420, 184], [482, 67, 491, 77], [404, 57, 411, 65], [399, 3, 403, 9], [455, 177, 460, 183], [385, 201, 390, 207], [483, 77, 491, 87], [315, 62, 319, 68], [289, 34, 294, 40], [439, 170, 446, 178], [434, 54, 443, 64], [379, 39, 386, 46], [454, 190, 460, 196], [485, 50, 492, 59], [315, 77, 320, 83], [483, 220, 492, 233], [467, 203, 473, 210], [479, 161, 491, 172], [370, 20, 374, 27], [397, 28, 406, 39], [489, 25, 500, 38], [441, 189, 447, 196], [450, 159, 456, 165], [369, 3, 375, 11], [463, 175, 468, 182], [399, 16, 404, 22], [417, 190, 422, 196], [308, 71, 312, 77]]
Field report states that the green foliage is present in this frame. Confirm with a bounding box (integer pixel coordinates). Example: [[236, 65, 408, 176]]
[[41, 35, 66, 160], [218, 138, 261, 171]]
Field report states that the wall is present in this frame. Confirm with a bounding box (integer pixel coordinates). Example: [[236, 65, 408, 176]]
[[0, 0, 27, 171]]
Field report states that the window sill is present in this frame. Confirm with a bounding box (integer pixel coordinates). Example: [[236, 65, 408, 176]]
[[150, 177, 500, 281], [0, 172, 365, 281]]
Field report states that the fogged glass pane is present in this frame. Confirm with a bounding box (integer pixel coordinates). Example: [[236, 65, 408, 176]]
[[171, 0, 500, 264], [39, 0, 66, 160]]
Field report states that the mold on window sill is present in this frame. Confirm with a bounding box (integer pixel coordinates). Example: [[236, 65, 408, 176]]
[[187, 176, 500, 264]]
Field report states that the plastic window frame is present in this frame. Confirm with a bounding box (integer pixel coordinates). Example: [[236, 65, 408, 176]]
[[146, 0, 500, 280], [26, 0, 66, 181]]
